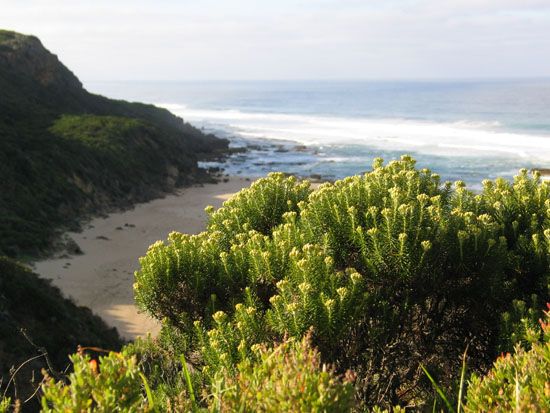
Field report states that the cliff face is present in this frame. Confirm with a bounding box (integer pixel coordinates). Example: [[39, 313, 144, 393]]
[[0, 31, 82, 89], [0, 29, 228, 257]]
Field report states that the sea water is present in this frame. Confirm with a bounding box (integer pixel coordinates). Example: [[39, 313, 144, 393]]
[[87, 80, 550, 189]]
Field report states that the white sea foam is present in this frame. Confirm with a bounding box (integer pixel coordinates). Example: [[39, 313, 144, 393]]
[[159, 103, 550, 161]]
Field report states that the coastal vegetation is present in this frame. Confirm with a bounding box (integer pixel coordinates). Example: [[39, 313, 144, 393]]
[[131, 157, 549, 410], [0, 29, 548, 411], [4, 157, 545, 411]]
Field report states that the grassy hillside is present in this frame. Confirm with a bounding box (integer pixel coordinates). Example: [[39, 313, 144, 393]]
[[0, 29, 228, 257]]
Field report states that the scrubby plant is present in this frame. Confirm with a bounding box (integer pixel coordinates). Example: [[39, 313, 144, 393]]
[[214, 334, 356, 413], [124, 321, 197, 410], [464, 306, 550, 412], [499, 297, 545, 351], [42, 332, 355, 412], [134, 157, 550, 409], [206, 172, 312, 240], [134, 173, 312, 325], [40, 351, 149, 412]]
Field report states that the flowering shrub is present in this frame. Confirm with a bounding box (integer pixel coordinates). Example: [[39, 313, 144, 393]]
[[39, 332, 353, 412], [134, 157, 550, 409], [22, 159, 547, 411]]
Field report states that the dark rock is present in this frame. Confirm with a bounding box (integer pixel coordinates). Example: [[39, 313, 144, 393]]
[[65, 237, 83, 255]]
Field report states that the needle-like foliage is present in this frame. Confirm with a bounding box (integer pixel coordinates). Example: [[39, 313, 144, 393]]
[[133, 156, 549, 409]]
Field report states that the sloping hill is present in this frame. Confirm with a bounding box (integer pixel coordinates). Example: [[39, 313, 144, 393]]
[[0, 29, 228, 257]]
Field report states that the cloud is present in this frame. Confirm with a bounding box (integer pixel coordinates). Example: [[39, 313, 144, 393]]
[[1, 0, 548, 80]]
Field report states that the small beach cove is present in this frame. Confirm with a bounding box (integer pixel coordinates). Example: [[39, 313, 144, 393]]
[[32, 177, 252, 340]]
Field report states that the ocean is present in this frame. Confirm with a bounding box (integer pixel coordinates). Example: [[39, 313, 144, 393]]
[[87, 80, 550, 189]]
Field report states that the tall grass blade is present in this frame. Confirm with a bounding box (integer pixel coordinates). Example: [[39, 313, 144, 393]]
[[456, 344, 469, 413], [181, 354, 197, 408], [421, 364, 455, 413], [139, 372, 155, 411]]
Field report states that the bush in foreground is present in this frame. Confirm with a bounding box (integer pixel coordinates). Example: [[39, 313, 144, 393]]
[[134, 157, 549, 408], [465, 306, 550, 412], [33, 335, 351, 413], [40, 351, 147, 412], [213, 334, 356, 412]]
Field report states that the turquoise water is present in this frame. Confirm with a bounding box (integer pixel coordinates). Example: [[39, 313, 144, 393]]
[[88, 80, 550, 188]]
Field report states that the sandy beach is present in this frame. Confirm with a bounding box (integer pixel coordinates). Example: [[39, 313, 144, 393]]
[[33, 176, 251, 340]]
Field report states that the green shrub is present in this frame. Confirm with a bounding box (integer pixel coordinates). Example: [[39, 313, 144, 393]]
[[206, 172, 311, 240], [40, 351, 149, 412], [134, 156, 550, 409], [465, 307, 550, 412], [194, 295, 270, 381], [134, 173, 312, 325], [213, 334, 355, 413], [45, 325, 354, 412], [499, 297, 545, 351], [124, 322, 196, 410]]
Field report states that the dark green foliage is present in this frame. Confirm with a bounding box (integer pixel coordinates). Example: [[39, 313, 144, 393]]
[[0, 30, 227, 257], [499, 296, 545, 351], [0, 257, 122, 409], [135, 156, 549, 410], [123, 322, 195, 408]]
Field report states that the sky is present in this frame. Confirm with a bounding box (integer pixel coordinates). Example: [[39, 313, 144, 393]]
[[1, 0, 550, 81]]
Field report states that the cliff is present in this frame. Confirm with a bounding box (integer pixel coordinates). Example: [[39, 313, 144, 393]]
[[0, 30, 228, 257]]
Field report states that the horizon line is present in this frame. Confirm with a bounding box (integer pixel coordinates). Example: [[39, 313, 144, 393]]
[[83, 76, 550, 84]]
